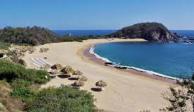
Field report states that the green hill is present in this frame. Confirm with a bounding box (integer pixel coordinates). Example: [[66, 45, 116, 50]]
[[109, 22, 178, 42], [0, 26, 58, 45]]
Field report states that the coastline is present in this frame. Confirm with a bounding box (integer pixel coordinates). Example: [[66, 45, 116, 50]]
[[23, 38, 176, 112], [85, 44, 178, 83]]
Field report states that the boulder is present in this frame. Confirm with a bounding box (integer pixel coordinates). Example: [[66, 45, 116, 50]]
[[51, 64, 63, 70]]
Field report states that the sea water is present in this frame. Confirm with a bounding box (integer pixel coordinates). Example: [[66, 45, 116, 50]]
[[93, 42, 194, 79]]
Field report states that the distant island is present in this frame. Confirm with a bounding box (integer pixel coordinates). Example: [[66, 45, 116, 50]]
[[109, 22, 178, 42]]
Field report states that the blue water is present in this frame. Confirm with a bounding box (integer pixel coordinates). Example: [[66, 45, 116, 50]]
[[53, 30, 194, 78], [172, 30, 194, 38], [53, 30, 115, 36], [53, 30, 194, 38], [94, 42, 194, 78]]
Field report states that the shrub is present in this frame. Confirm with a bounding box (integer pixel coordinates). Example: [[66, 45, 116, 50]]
[[11, 79, 31, 88], [0, 81, 24, 112], [24, 69, 50, 84], [0, 26, 58, 45], [11, 87, 36, 104], [27, 86, 96, 112], [0, 60, 50, 84], [0, 42, 10, 50], [11, 87, 35, 99]]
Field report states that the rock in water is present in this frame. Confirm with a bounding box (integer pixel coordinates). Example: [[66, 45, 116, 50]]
[[109, 22, 178, 42]]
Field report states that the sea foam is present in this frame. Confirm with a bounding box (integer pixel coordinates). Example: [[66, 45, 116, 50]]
[[89, 46, 179, 80]]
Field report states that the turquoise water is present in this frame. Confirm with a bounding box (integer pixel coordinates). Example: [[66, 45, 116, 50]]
[[94, 42, 194, 79]]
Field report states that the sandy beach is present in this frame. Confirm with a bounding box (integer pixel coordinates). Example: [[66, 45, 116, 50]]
[[23, 38, 176, 112]]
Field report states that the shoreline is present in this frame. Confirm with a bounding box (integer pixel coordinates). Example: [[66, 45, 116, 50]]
[[23, 38, 176, 112], [82, 42, 177, 84]]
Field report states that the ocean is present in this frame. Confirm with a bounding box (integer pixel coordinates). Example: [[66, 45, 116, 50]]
[[53, 30, 115, 36], [93, 42, 194, 79], [54, 30, 194, 79], [53, 30, 194, 38]]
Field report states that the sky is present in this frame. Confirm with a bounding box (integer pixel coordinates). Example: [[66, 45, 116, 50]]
[[0, 0, 194, 30]]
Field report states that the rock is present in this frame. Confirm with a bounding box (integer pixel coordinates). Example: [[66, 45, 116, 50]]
[[51, 64, 63, 70], [73, 70, 83, 75], [18, 59, 26, 66], [109, 22, 178, 42], [61, 66, 74, 74], [96, 80, 107, 87], [91, 87, 103, 92], [71, 80, 85, 87], [104, 62, 113, 66]]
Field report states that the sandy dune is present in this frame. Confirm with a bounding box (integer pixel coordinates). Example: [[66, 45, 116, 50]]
[[23, 39, 176, 112]]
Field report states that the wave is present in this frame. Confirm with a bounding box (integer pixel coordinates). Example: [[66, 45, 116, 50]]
[[89, 46, 112, 63], [89, 46, 179, 80]]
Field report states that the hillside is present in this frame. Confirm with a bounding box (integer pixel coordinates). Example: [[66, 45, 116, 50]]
[[0, 26, 58, 45], [109, 22, 178, 42]]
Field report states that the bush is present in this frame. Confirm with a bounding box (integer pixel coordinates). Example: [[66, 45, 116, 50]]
[[0, 60, 97, 112], [0, 81, 24, 112], [11, 87, 36, 105], [0, 42, 10, 50], [11, 87, 35, 100], [27, 86, 96, 112], [0, 60, 50, 84], [11, 79, 31, 88], [0, 26, 58, 45]]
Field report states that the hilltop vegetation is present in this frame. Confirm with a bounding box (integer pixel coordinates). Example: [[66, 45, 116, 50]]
[[0, 26, 101, 46], [109, 22, 178, 42], [0, 26, 58, 45]]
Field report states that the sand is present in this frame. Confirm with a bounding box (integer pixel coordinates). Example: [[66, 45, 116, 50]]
[[23, 38, 176, 112]]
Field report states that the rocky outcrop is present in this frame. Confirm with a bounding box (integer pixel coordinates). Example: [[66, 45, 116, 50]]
[[109, 22, 178, 42]]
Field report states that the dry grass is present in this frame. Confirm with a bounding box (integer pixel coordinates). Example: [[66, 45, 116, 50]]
[[0, 81, 24, 112]]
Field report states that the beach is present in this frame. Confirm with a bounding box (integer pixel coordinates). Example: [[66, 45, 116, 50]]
[[23, 38, 176, 112]]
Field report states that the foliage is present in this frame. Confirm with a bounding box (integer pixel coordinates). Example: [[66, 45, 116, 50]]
[[0, 60, 50, 84], [58, 33, 105, 42], [0, 26, 58, 45], [0, 60, 49, 106], [0, 60, 96, 112], [27, 86, 96, 112], [0, 42, 10, 50], [59, 35, 99, 42], [0, 26, 103, 46], [11, 87, 36, 103], [11, 79, 32, 88], [0, 81, 24, 112], [161, 77, 194, 112], [161, 87, 188, 112]]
